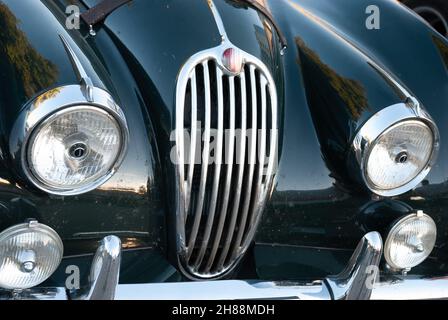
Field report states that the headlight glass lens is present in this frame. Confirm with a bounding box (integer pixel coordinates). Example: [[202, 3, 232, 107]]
[[28, 106, 122, 191], [0, 222, 63, 289], [385, 213, 436, 270], [366, 120, 433, 191]]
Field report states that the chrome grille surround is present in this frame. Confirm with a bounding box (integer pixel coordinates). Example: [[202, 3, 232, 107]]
[[174, 43, 278, 279]]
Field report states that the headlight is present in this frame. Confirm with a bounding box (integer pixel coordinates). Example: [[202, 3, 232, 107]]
[[366, 120, 433, 190], [28, 106, 122, 192], [12, 85, 129, 195], [0, 221, 63, 290], [353, 101, 439, 196], [384, 212, 437, 270]]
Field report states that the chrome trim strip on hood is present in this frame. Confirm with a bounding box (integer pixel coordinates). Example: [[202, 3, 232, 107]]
[[207, 0, 287, 49]]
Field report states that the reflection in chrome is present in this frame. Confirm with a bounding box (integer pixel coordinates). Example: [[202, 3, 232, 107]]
[[325, 232, 382, 300], [174, 0, 278, 279], [0, 231, 437, 300], [11, 85, 129, 196], [370, 275, 448, 300], [85, 236, 122, 300], [2, 232, 448, 300]]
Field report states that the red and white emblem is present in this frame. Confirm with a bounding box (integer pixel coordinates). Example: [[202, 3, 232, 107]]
[[222, 48, 243, 74]]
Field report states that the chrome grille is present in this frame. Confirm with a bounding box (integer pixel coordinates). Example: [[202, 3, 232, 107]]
[[175, 47, 278, 279]]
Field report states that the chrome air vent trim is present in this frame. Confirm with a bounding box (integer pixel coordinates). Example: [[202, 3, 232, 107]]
[[174, 44, 278, 279]]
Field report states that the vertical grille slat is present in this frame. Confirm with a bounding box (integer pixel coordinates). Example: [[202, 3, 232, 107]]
[[215, 72, 247, 271], [193, 67, 224, 269], [175, 61, 187, 247], [204, 75, 236, 273], [243, 75, 269, 246], [228, 66, 259, 262], [186, 61, 211, 261], [185, 72, 198, 213], [176, 49, 277, 279], [249, 80, 268, 226]]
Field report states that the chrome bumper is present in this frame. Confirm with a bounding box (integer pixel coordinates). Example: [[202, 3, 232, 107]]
[[2, 232, 448, 300]]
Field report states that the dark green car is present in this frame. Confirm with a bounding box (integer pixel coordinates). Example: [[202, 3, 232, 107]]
[[0, 0, 447, 300]]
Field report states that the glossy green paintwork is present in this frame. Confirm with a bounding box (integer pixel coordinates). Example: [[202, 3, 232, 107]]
[[255, 0, 448, 279], [0, 0, 166, 253], [0, 0, 447, 285]]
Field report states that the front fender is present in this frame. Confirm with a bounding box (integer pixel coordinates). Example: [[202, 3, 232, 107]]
[[0, 0, 165, 262], [255, 0, 448, 279]]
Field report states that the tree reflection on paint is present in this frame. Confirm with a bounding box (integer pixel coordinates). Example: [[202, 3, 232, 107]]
[[432, 35, 448, 71], [295, 37, 368, 120], [0, 1, 58, 98]]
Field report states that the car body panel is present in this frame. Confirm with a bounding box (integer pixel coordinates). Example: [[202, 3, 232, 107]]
[[0, 0, 166, 257], [255, 0, 448, 279]]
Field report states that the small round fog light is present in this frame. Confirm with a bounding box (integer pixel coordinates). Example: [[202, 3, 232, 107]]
[[385, 211, 436, 270], [0, 221, 63, 289]]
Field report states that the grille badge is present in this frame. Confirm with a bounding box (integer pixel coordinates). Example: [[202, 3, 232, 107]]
[[222, 48, 243, 75]]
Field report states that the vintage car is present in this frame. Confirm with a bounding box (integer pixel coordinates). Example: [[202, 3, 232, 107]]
[[0, 0, 447, 300]]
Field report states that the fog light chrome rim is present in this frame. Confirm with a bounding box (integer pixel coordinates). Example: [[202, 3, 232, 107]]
[[384, 211, 437, 270], [0, 221, 63, 290]]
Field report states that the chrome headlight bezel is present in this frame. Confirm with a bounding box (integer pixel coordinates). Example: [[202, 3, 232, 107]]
[[352, 99, 439, 197], [11, 85, 129, 196]]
